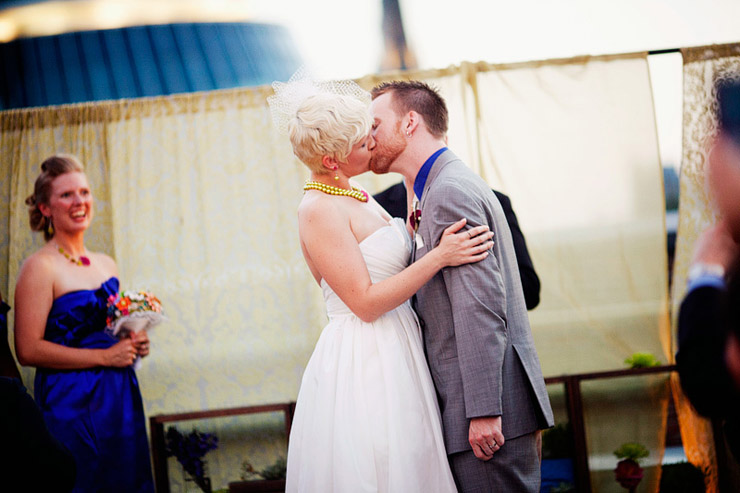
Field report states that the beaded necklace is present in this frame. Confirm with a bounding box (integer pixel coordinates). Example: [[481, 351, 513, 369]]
[[56, 244, 91, 266], [303, 181, 369, 202]]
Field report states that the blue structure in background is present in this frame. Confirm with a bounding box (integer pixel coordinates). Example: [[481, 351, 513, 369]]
[[0, 22, 302, 110]]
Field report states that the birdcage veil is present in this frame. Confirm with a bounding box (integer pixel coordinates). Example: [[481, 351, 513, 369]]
[[267, 66, 371, 135]]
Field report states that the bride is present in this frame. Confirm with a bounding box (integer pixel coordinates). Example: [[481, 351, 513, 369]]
[[269, 76, 493, 492]]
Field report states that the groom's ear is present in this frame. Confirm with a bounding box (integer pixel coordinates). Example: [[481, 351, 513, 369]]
[[405, 111, 421, 135]]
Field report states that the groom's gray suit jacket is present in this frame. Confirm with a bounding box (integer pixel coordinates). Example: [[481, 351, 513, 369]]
[[413, 149, 554, 455]]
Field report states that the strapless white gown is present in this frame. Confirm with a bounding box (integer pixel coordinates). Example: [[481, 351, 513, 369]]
[[286, 218, 457, 492]]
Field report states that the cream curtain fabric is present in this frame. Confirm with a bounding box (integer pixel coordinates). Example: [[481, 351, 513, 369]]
[[1, 54, 669, 491], [471, 54, 669, 493], [671, 42, 740, 493]]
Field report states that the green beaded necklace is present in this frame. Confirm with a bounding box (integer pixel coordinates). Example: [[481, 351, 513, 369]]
[[56, 244, 91, 266]]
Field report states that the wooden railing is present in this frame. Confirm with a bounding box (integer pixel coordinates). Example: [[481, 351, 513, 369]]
[[149, 402, 296, 493], [149, 366, 679, 493], [544, 364, 678, 493]]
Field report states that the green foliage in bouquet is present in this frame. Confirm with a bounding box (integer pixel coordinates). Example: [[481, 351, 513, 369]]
[[624, 352, 661, 369], [240, 457, 287, 481]]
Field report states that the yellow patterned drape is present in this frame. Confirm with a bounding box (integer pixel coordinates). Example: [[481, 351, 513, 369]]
[[1, 55, 669, 490], [671, 42, 740, 493], [1, 89, 330, 488]]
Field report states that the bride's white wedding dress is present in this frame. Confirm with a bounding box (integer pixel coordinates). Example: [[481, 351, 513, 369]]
[[286, 217, 457, 492]]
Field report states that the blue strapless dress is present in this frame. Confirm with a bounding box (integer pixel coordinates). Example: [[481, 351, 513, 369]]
[[34, 277, 154, 493]]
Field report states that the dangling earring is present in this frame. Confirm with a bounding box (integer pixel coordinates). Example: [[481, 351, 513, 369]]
[[334, 166, 339, 181], [47, 217, 54, 236]]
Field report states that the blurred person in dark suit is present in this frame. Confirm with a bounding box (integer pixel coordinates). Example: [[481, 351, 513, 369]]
[[0, 289, 22, 380], [375, 181, 541, 310], [1, 289, 76, 491], [677, 80, 740, 462]]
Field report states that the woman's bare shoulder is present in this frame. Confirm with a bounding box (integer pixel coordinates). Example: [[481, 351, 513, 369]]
[[16, 248, 56, 292], [18, 247, 55, 276], [298, 192, 345, 223], [89, 251, 119, 277]]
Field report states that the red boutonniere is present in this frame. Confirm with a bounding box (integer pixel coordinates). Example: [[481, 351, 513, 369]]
[[409, 208, 421, 232]]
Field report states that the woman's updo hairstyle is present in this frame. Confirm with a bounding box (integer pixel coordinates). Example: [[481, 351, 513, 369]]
[[288, 93, 372, 174], [25, 154, 84, 241]]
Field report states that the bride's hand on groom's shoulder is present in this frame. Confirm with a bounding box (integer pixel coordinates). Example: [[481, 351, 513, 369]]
[[436, 219, 494, 267], [469, 416, 504, 461]]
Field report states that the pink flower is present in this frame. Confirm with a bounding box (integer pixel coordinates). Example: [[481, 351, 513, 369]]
[[615, 459, 643, 489]]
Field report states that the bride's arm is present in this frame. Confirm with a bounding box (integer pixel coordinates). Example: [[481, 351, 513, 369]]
[[14, 255, 137, 370], [300, 201, 492, 323]]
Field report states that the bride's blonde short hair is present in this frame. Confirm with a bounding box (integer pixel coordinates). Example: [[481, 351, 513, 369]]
[[288, 93, 372, 174]]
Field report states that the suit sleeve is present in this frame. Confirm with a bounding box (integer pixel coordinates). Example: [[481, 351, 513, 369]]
[[428, 183, 506, 418], [676, 286, 737, 417]]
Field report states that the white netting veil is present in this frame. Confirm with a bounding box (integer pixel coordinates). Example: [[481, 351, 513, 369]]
[[267, 67, 371, 135]]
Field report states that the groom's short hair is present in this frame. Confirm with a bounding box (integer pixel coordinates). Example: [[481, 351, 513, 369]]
[[371, 81, 448, 139]]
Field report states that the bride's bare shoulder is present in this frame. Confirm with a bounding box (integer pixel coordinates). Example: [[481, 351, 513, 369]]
[[298, 192, 345, 222]]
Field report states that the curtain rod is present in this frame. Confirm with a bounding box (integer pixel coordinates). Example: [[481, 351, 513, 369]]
[[648, 48, 681, 56]]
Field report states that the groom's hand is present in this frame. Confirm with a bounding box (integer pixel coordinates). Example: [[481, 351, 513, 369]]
[[469, 416, 505, 460]]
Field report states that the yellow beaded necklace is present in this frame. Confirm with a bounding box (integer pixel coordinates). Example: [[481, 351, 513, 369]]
[[303, 181, 369, 202]]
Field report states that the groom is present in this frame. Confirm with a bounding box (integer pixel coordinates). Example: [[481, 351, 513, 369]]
[[369, 81, 554, 492]]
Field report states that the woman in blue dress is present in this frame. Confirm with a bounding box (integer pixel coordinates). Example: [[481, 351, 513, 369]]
[[14, 154, 155, 492]]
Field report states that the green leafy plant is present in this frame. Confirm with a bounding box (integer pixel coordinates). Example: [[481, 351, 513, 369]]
[[241, 456, 287, 481], [165, 427, 218, 493], [550, 483, 576, 493], [624, 352, 661, 368], [614, 442, 650, 461]]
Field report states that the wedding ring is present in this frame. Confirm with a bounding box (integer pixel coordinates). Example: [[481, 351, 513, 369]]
[[468, 231, 472, 238]]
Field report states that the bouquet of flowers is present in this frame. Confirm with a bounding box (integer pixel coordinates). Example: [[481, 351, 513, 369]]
[[106, 290, 164, 368]]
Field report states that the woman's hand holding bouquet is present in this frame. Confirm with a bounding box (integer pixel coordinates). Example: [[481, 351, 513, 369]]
[[106, 290, 164, 369]]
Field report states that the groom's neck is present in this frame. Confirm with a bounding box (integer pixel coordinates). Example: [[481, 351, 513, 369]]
[[397, 137, 447, 184]]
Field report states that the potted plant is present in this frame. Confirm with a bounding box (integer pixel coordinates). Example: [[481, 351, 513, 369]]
[[541, 423, 575, 492], [613, 442, 649, 492], [165, 426, 219, 493]]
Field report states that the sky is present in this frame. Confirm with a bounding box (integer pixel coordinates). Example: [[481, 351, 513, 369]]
[[249, 0, 740, 80], [249, 0, 740, 167]]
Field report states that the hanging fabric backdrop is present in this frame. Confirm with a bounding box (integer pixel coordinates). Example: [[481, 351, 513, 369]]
[[1, 52, 674, 490], [670, 42, 740, 493]]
